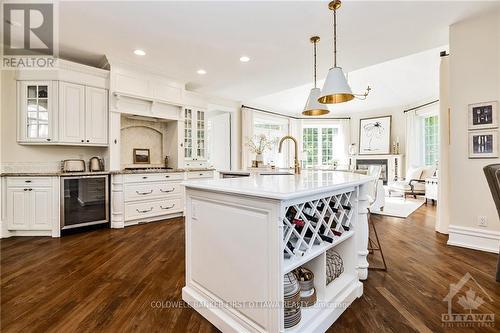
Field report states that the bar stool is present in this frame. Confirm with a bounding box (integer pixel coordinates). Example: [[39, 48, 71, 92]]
[[366, 165, 387, 271]]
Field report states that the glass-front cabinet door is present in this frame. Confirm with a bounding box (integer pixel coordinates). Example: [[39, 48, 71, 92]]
[[184, 107, 193, 159], [196, 110, 206, 159], [183, 107, 207, 162], [18, 81, 54, 143]]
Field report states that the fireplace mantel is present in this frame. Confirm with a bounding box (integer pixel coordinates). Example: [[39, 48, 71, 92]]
[[350, 154, 404, 183]]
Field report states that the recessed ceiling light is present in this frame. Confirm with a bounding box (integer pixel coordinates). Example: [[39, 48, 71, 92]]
[[134, 49, 146, 56], [240, 56, 250, 63], [197, 69, 207, 75]]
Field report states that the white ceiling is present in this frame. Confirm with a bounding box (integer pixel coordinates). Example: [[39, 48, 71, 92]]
[[250, 46, 444, 115], [58, 1, 499, 105]]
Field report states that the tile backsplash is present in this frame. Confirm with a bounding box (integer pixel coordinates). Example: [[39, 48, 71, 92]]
[[120, 116, 169, 168]]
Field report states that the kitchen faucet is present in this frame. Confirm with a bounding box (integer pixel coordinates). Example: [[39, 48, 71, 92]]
[[278, 136, 301, 174]]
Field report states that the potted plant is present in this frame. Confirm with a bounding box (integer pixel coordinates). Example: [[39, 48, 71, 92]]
[[246, 134, 274, 166]]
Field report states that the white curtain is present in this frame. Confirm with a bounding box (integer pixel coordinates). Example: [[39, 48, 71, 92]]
[[241, 107, 254, 169], [337, 119, 351, 168], [405, 110, 422, 169]]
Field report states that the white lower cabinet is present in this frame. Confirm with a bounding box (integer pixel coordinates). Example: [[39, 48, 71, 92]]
[[4, 177, 59, 236], [111, 172, 185, 228]]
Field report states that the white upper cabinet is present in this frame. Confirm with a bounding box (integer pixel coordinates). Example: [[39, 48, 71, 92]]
[[16, 60, 109, 146], [184, 106, 207, 162], [17, 81, 56, 143], [58, 83, 108, 146], [59, 81, 86, 143], [85, 86, 108, 145]]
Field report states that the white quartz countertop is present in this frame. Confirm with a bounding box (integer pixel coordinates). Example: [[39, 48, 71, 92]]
[[184, 170, 374, 200]]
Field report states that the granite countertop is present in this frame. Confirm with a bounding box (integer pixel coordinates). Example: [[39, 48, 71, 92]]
[[1, 168, 216, 177], [0, 171, 111, 177]]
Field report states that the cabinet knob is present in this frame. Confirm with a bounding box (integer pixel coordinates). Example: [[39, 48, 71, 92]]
[[46, 138, 51, 142], [86, 140, 90, 143], [81, 139, 84, 142]]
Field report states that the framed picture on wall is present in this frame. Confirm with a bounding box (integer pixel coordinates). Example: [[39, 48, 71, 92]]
[[468, 101, 498, 130], [359, 115, 392, 155], [468, 130, 498, 159], [133, 148, 151, 164]]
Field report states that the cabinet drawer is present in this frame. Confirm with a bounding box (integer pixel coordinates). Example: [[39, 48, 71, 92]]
[[185, 161, 208, 168], [7, 177, 53, 188], [123, 173, 184, 183], [124, 182, 182, 202], [125, 198, 182, 221], [187, 171, 214, 179]]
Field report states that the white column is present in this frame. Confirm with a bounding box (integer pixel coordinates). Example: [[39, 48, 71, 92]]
[[436, 54, 450, 234], [356, 183, 369, 280], [111, 174, 125, 228]]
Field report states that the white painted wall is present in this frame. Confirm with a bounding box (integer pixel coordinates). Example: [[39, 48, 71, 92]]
[[208, 112, 231, 170], [0, 70, 108, 172], [447, 9, 500, 252]]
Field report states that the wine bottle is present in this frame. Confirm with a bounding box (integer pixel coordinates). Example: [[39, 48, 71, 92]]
[[320, 234, 334, 243]]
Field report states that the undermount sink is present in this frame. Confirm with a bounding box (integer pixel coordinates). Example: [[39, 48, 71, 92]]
[[259, 172, 294, 176]]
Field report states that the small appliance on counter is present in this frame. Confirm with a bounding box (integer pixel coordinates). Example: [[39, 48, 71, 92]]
[[89, 156, 105, 172], [61, 159, 86, 173]]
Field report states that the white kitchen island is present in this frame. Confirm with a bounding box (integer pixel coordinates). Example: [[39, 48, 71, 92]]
[[182, 170, 373, 333]]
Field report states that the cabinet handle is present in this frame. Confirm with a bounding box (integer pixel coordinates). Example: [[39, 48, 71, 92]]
[[25, 180, 32, 183], [142, 176, 148, 179], [199, 173, 204, 176], [165, 175, 170, 178], [136, 207, 154, 213], [46, 138, 51, 142], [24, 188, 28, 191], [136, 190, 153, 195], [160, 188, 175, 193], [160, 204, 175, 210]]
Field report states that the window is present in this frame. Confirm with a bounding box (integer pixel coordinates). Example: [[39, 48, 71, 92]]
[[302, 126, 339, 168], [423, 115, 439, 165], [253, 116, 289, 167]]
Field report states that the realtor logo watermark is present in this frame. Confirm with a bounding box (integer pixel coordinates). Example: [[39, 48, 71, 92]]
[[2, 1, 57, 68], [442, 272, 495, 328]]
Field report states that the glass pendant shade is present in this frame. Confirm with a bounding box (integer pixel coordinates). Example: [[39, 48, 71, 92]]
[[303, 87, 329, 116], [318, 67, 354, 104]]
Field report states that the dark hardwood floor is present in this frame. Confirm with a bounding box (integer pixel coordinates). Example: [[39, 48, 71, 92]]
[[1, 205, 499, 332]]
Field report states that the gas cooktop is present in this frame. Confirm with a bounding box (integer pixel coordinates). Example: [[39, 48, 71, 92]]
[[124, 167, 173, 171]]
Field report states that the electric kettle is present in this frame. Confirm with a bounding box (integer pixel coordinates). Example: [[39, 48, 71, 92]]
[[89, 156, 105, 172]]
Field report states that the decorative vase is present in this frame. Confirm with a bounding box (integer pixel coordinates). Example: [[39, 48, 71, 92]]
[[255, 153, 264, 162]]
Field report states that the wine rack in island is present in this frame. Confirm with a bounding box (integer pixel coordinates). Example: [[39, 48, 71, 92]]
[[281, 189, 359, 331]]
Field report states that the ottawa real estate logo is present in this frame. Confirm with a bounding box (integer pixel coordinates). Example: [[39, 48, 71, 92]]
[[2, 2, 57, 69], [442, 272, 495, 328]]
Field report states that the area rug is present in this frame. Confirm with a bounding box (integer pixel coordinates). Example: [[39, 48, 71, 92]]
[[371, 197, 425, 218]]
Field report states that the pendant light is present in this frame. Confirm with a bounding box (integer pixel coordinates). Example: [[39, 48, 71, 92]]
[[303, 36, 329, 116], [318, 0, 370, 104]]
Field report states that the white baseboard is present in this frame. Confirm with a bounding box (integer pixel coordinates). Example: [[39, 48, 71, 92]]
[[447, 225, 500, 253]]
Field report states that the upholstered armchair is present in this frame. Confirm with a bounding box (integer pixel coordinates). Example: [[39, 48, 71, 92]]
[[388, 166, 436, 199]]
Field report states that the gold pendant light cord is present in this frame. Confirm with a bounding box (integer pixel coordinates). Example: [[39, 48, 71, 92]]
[[333, 7, 337, 68], [313, 39, 317, 88]]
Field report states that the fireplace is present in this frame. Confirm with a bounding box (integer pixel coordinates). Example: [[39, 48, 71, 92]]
[[356, 159, 389, 185]]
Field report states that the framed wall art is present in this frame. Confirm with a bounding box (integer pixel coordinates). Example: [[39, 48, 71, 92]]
[[468, 101, 498, 130], [133, 148, 151, 164], [359, 115, 392, 155], [468, 130, 498, 159]]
